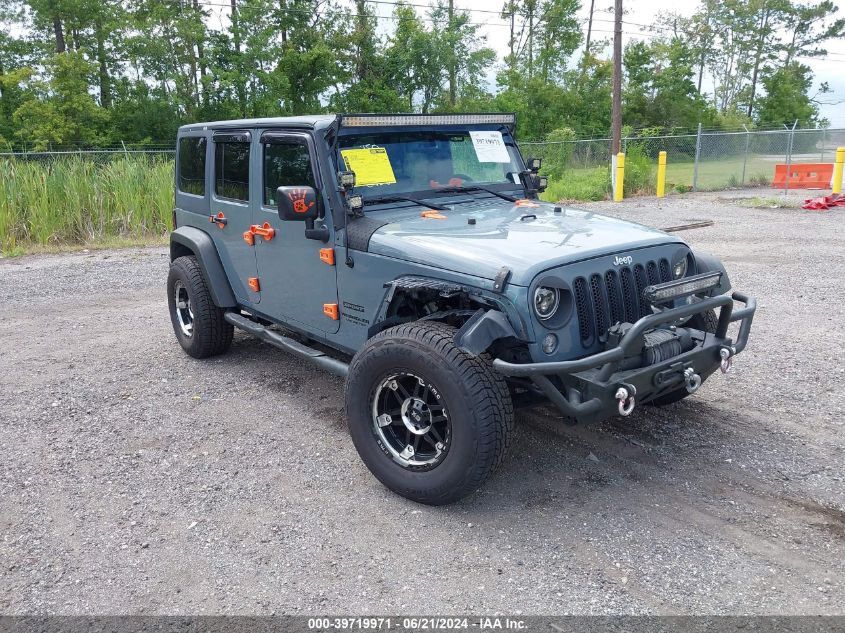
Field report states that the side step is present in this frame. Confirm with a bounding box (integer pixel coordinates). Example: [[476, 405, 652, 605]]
[[224, 311, 349, 378]]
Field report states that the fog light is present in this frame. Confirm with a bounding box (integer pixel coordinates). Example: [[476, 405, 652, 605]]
[[542, 333, 558, 354]]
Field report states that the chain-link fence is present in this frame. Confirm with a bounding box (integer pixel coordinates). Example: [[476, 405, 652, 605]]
[[522, 126, 845, 193], [3, 127, 843, 193], [0, 144, 175, 163]]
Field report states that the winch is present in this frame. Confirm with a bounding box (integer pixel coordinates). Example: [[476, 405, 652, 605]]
[[605, 323, 696, 370]]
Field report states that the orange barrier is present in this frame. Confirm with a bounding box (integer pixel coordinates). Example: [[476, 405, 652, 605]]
[[772, 163, 834, 189]]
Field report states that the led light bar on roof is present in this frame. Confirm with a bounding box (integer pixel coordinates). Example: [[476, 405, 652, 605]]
[[340, 113, 516, 127], [644, 272, 723, 305]]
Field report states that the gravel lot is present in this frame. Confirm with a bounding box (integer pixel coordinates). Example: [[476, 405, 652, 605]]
[[1, 190, 844, 615]]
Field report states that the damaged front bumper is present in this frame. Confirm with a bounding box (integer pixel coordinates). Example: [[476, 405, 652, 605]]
[[492, 291, 756, 423]]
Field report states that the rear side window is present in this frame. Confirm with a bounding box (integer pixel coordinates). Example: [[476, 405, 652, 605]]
[[178, 137, 206, 195], [215, 141, 250, 202], [263, 142, 315, 206]]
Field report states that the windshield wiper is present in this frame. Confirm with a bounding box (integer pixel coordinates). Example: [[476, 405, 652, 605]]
[[363, 195, 449, 211], [431, 185, 518, 202]]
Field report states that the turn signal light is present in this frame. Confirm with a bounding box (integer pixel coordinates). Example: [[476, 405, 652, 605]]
[[320, 248, 335, 266]]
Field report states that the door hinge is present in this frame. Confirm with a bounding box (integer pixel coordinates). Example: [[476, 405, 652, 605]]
[[209, 211, 228, 229], [243, 222, 275, 245]]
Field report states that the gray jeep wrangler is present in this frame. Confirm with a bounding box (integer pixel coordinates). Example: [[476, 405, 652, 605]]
[[168, 113, 756, 505]]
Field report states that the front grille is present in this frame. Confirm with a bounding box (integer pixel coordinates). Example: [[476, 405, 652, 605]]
[[574, 257, 672, 346]]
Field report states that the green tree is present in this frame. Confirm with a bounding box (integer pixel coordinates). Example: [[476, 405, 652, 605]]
[[12, 52, 109, 148], [755, 62, 818, 127]]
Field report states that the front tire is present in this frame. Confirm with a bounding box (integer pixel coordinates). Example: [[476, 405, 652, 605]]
[[167, 255, 233, 359], [345, 322, 514, 505]]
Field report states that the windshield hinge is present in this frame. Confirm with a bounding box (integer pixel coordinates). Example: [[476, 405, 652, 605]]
[[493, 267, 512, 293]]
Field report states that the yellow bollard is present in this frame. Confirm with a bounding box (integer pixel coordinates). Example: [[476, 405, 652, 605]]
[[614, 152, 625, 202], [656, 151, 667, 198], [833, 146, 845, 194]]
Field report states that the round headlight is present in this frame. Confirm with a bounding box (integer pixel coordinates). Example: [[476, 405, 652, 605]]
[[534, 286, 560, 320], [673, 257, 688, 279]]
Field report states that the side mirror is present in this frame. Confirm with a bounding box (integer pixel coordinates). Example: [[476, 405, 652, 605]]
[[277, 186, 319, 221]]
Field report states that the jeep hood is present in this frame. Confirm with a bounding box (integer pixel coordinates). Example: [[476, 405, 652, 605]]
[[366, 197, 684, 286]]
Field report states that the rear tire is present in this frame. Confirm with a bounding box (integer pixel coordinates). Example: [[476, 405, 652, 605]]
[[647, 309, 718, 406], [167, 255, 233, 359], [345, 321, 514, 505]]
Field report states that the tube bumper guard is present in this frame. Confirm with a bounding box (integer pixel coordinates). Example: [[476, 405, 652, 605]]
[[492, 291, 756, 423]]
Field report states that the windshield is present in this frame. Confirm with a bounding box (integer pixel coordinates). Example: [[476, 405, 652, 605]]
[[336, 129, 525, 198]]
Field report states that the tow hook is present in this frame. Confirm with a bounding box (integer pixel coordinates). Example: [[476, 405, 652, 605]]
[[684, 367, 702, 393], [719, 347, 734, 374], [615, 385, 636, 417]]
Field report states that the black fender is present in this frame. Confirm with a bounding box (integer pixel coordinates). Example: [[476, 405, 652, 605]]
[[169, 227, 237, 308], [694, 251, 731, 296], [454, 308, 519, 356]]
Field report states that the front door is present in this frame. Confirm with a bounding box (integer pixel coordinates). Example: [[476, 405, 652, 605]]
[[253, 131, 339, 334], [210, 130, 260, 305]]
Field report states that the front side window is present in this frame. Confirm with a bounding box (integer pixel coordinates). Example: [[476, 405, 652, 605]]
[[336, 129, 524, 199], [178, 137, 206, 195], [263, 142, 315, 206], [215, 141, 250, 202]]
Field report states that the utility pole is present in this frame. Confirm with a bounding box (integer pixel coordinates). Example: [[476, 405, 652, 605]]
[[448, 0, 456, 106], [507, 1, 515, 64], [610, 0, 622, 155], [581, 0, 595, 75], [527, 0, 535, 80]]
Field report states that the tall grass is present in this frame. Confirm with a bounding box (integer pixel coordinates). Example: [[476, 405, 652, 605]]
[[540, 148, 658, 203], [0, 156, 173, 254]]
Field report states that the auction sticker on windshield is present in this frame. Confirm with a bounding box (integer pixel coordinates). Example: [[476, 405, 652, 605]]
[[469, 131, 510, 163], [340, 147, 397, 186]]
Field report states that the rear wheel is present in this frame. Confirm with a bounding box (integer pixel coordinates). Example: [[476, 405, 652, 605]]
[[345, 321, 514, 505], [167, 255, 233, 359], [647, 309, 718, 406]]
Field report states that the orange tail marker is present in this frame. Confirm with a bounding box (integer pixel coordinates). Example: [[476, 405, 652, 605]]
[[247, 277, 260, 292], [319, 248, 335, 266], [323, 303, 339, 320]]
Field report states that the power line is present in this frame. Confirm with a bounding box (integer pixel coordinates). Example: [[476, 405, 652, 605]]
[[192, 0, 668, 33], [191, 0, 515, 27]]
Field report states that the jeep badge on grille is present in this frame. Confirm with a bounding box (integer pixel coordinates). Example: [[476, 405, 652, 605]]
[[613, 255, 633, 266]]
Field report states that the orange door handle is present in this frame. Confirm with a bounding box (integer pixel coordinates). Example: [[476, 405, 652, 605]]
[[248, 222, 275, 241]]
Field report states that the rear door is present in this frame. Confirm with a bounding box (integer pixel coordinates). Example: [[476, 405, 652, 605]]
[[210, 129, 260, 305], [253, 130, 340, 334]]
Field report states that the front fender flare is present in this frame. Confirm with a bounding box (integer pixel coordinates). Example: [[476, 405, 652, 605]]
[[170, 227, 236, 307], [694, 251, 731, 296], [454, 309, 519, 356]]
